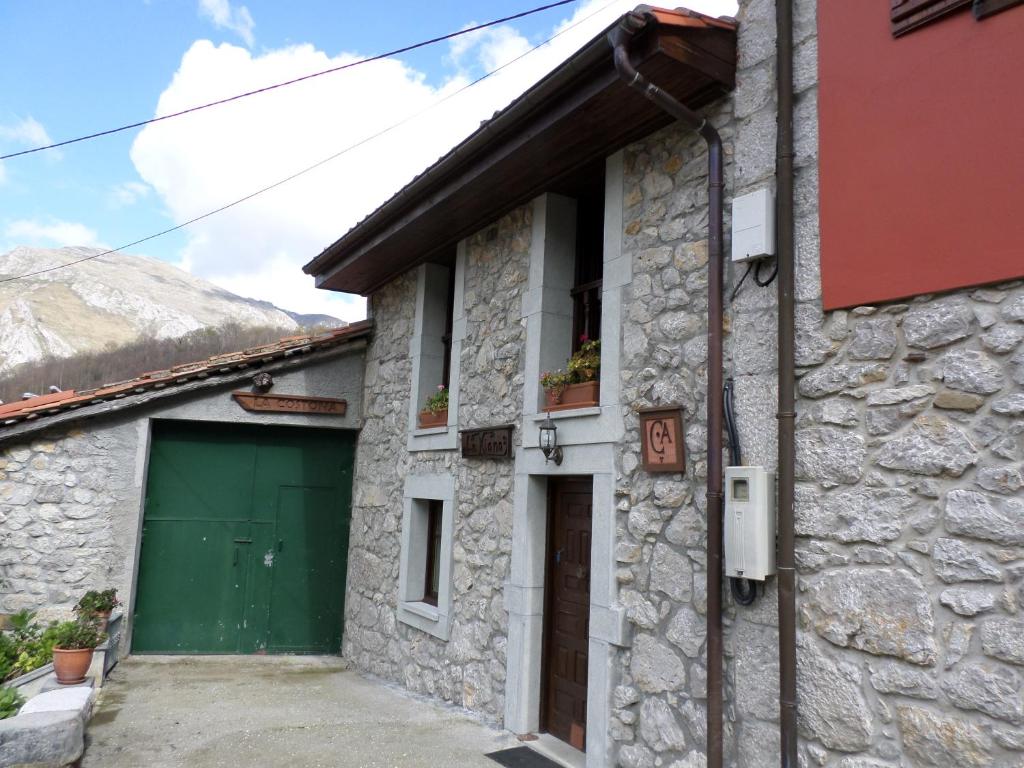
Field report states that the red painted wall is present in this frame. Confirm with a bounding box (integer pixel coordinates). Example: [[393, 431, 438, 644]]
[[818, 2, 1024, 310]]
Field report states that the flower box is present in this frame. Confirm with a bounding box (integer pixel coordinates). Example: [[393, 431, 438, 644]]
[[418, 408, 448, 428], [544, 381, 600, 412]]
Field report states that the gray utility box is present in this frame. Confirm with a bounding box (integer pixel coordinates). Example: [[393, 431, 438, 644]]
[[724, 466, 777, 581]]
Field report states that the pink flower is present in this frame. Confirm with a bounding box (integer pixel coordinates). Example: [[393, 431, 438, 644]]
[[579, 334, 589, 343], [437, 384, 445, 391]]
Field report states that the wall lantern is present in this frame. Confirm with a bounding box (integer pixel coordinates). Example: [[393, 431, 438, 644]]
[[538, 414, 563, 465]]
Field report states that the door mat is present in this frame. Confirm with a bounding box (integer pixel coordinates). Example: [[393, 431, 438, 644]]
[[485, 746, 564, 768]]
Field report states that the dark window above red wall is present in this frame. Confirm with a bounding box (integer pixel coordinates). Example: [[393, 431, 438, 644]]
[[819, 1, 1024, 310], [892, 0, 1024, 35]]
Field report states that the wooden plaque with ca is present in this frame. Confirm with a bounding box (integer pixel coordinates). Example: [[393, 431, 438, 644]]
[[639, 406, 685, 473]]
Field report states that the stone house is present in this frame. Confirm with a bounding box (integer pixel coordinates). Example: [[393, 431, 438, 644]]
[[301, 2, 1024, 768], [0, 323, 370, 655]]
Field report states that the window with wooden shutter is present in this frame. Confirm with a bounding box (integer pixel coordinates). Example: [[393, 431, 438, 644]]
[[973, 0, 1024, 19], [891, 0, 969, 35]]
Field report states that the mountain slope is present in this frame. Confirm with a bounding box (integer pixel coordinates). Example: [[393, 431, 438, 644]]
[[0, 246, 336, 374]]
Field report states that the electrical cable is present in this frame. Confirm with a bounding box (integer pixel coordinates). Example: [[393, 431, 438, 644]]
[[723, 375, 758, 606], [729, 261, 754, 303], [0, 0, 620, 285], [0, 0, 578, 161], [753, 256, 778, 287]]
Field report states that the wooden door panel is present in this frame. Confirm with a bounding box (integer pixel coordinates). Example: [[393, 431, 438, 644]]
[[543, 477, 593, 752]]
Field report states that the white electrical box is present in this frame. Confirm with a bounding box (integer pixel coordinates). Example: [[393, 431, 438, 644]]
[[724, 466, 776, 581], [731, 188, 776, 262]]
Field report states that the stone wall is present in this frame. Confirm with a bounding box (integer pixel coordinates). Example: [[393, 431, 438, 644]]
[[0, 427, 130, 617], [344, 206, 531, 721]]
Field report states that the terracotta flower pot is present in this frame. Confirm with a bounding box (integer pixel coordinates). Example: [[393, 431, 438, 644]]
[[53, 647, 95, 685], [92, 610, 112, 634], [544, 380, 600, 412], [418, 408, 448, 428]]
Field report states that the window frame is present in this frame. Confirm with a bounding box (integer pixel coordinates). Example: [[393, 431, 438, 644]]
[[406, 243, 466, 452], [397, 474, 455, 640]]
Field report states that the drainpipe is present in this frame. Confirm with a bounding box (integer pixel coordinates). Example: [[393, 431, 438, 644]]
[[608, 14, 725, 768], [775, 0, 798, 766]]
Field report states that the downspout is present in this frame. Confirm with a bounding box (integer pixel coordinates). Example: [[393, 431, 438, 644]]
[[608, 14, 725, 768], [775, 0, 798, 766]]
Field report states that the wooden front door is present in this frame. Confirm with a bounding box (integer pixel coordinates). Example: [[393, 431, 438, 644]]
[[542, 477, 593, 751]]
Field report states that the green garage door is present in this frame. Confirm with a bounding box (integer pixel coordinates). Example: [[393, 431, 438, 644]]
[[132, 421, 354, 654]]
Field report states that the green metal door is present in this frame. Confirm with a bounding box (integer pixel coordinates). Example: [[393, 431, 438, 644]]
[[132, 421, 354, 654]]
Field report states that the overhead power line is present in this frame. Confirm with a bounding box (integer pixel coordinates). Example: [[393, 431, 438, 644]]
[[0, 0, 620, 285], [0, 0, 577, 161]]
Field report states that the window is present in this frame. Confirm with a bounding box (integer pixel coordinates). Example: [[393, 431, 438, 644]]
[[398, 475, 455, 639], [407, 247, 465, 450], [891, 0, 1022, 36], [571, 187, 604, 352], [422, 500, 443, 606], [440, 270, 456, 389]]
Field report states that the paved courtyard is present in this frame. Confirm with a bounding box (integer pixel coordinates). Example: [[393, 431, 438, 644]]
[[82, 656, 521, 768]]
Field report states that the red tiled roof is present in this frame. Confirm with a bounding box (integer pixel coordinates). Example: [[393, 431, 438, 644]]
[[0, 320, 372, 429]]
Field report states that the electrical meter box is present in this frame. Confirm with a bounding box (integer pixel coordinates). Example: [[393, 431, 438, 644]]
[[731, 188, 776, 262], [724, 466, 776, 581]]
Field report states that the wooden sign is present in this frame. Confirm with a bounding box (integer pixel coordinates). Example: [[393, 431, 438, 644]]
[[639, 406, 685, 472], [460, 425, 514, 459], [232, 391, 347, 416]]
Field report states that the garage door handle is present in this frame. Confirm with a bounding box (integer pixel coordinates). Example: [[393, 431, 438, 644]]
[[233, 537, 253, 544]]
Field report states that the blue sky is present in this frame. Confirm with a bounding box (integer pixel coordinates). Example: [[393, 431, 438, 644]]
[[0, 0, 735, 320]]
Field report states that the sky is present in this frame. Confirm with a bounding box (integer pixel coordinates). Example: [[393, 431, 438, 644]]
[[0, 0, 737, 322]]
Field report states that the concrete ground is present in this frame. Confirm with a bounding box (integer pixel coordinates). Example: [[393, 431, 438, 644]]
[[81, 656, 521, 768]]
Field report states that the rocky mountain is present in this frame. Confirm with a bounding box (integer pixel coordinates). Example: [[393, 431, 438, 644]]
[[0, 246, 338, 375]]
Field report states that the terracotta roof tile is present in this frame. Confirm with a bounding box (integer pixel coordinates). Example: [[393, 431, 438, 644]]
[[0, 320, 372, 429]]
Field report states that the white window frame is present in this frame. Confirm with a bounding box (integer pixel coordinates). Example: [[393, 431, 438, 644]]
[[520, 152, 627, 447], [397, 474, 455, 640], [407, 242, 467, 452]]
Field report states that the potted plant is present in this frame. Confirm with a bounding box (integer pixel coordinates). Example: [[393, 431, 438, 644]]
[[541, 338, 601, 412], [418, 384, 449, 428], [74, 589, 120, 632], [51, 620, 102, 686]]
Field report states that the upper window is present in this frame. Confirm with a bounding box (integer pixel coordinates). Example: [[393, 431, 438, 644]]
[[891, 0, 1022, 36], [572, 186, 604, 353]]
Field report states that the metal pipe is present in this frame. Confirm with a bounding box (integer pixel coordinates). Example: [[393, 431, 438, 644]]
[[609, 16, 725, 768], [775, 0, 798, 766]]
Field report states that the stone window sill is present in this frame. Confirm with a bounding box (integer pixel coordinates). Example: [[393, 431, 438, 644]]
[[412, 426, 449, 437], [532, 407, 602, 421], [401, 601, 441, 622]]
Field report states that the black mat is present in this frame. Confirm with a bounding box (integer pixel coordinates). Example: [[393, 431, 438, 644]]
[[484, 746, 564, 768]]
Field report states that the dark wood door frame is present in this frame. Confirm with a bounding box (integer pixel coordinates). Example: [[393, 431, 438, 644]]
[[540, 475, 593, 752]]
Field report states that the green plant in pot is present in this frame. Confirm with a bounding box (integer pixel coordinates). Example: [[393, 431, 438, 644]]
[[540, 338, 601, 410], [74, 588, 120, 632], [51, 620, 103, 686], [418, 384, 449, 427]]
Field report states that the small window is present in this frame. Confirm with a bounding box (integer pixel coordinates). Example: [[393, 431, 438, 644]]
[[440, 269, 456, 389], [571, 187, 604, 353], [422, 500, 443, 606]]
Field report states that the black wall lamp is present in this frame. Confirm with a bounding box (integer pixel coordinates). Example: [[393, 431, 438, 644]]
[[539, 414, 563, 465]]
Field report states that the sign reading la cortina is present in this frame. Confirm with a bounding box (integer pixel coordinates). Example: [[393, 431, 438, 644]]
[[460, 425, 514, 459], [232, 391, 348, 416]]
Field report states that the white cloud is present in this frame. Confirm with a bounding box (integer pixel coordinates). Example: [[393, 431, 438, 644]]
[[109, 181, 152, 208], [0, 116, 61, 161], [133, 0, 737, 319], [4, 218, 106, 249], [449, 24, 533, 73], [198, 0, 254, 47]]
